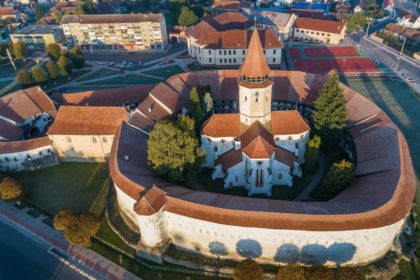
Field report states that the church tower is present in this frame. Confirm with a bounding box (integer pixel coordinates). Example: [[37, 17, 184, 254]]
[[239, 29, 273, 126]]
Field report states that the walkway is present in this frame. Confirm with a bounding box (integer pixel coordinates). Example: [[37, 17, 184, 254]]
[[294, 152, 326, 202], [0, 200, 141, 280]]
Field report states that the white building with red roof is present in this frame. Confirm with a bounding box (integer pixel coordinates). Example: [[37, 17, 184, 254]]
[[185, 13, 283, 66], [201, 29, 310, 196]]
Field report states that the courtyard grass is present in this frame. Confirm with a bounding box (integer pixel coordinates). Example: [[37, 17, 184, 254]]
[[77, 68, 121, 82], [9, 163, 108, 214], [142, 65, 185, 79], [80, 74, 161, 86]]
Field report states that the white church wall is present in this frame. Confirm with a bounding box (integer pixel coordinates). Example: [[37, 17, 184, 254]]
[[137, 208, 169, 248], [271, 159, 293, 186], [201, 136, 236, 167], [274, 131, 310, 163], [225, 162, 246, 188], [114, 184, 138, 223]]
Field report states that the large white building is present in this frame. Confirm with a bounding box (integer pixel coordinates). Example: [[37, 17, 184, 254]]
[[252, 10, 297, 41], [47, 106, 128, 162], [201, 29, 309, 196], [185, 13, 283, 66], [293, 17, 346, 44], [61, 14, 168, 51]]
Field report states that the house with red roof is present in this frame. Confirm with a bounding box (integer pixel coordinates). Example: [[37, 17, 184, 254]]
[[293, 17, 346, 44], [200, 29, 309, 196], [185, 12, 283, 66]]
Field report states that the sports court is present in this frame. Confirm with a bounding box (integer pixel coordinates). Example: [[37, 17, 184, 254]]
[[289, 46, 380, 75]]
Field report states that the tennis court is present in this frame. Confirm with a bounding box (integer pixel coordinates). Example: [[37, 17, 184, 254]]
[[289, 45, 380, 74]]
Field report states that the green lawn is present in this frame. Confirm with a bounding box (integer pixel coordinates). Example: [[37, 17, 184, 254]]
[[81, 74, 161, 85], [9, 163, 108, 215], [77, 68, 120, 82], [142, 65, 185, 79]]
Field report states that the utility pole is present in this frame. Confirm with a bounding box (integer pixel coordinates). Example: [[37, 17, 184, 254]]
[[6, 48, 16, 71], [365, 21, 371, 38], [395, 37, 406, 72]]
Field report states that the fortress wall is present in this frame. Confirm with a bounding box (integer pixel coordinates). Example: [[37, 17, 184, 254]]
[[114, 180, 406, 266], [163, 211, 405, 266]]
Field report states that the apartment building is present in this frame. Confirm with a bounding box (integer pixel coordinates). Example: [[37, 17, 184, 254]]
[[293, 17, 346, 44], [61, 13, 168, 51], [11, 25, 65, 50]]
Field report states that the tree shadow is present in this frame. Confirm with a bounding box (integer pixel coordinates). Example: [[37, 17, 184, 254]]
[[236, 239, 262, 259]]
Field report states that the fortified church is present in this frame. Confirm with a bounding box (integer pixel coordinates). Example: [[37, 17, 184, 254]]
[[201, 29, 310, 196]]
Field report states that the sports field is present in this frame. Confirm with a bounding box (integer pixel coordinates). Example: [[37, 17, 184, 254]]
[[289, 46, 380, 74]]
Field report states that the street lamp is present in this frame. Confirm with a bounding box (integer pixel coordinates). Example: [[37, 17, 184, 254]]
[[395, 36, 407, 72]]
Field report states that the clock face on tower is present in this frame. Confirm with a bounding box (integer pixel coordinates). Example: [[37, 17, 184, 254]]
[[254, 92, 260, 97]]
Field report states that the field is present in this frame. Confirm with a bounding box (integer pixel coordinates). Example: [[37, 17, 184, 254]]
[[289, 46, 380, 74]]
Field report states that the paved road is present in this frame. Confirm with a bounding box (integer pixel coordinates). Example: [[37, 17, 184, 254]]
[[0, 219, 87, 280]]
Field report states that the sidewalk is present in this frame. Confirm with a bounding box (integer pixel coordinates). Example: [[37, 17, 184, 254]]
[[0, 200, 141, 280]]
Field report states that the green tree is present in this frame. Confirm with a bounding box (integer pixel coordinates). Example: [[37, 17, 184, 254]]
[[46, 60, 59, 79], [178, 7, 198, 27], [312, 73, 347, 150], [35, 6, 44, 21], [52, 11, 63, 23], [0, 177, 23, 200], [176, 114, 196, 137], [54, 211, 100, 247], [148, 119, 205, 184], [58, 55, 72, 76], [31, 65, 47, 83], [322, 160, 355, 195], [202, 91, 214, 115], [47, 43, 61, 60], [305, 265, 335, 280], [305, 135, 321, 172], [233, 259, 263, 280], [13, 42, 26, 60], [346, 13, 367, 32], [70, 46, 85, 68], [53, 209, 76, 231], [82, 0, 97, 14], [189, 87, 204, 129], [276, 263, 305, 280], [16, 70, 34, 85]]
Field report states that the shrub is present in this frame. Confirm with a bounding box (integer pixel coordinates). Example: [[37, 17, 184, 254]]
[[47, 43, 61, 61], [31, 65, 47, 83], [53, 210, 100, 247], [305, 135, 321, 172], [16, 70, 33, 85], [276, 263, 305, 280], [322, 159, 355, 195], [0, 177, 23, 200], [233, 259, 263, 280]]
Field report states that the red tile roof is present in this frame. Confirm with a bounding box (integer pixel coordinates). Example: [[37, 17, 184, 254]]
[[0, 119, 22, 141], [187, 28, 282, 49], [274, 147, 297, 167], [0, 86, 56, 123], [239, 29, 272, 78], [48, 106, 128, 135], [240, 121, 274, 147], [0, 136, 52, 154], [271, 110, 310, 135], [61, 85, 155, 106], [242, 136, 277, 158], [201, 113, 242, 137], [134, 186, 167, 215], [215, 149, 243, 171], [0, 7, 14, 17], [295, 17, 345, 34]]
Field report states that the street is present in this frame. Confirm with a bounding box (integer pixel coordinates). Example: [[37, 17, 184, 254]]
[[0, 219, 87, 280]]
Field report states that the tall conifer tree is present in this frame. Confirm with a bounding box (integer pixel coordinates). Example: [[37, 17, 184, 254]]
[[312, 73, 347, 150]]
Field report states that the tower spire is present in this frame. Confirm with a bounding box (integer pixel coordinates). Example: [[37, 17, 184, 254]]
[[239, 29, 271, 84]]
